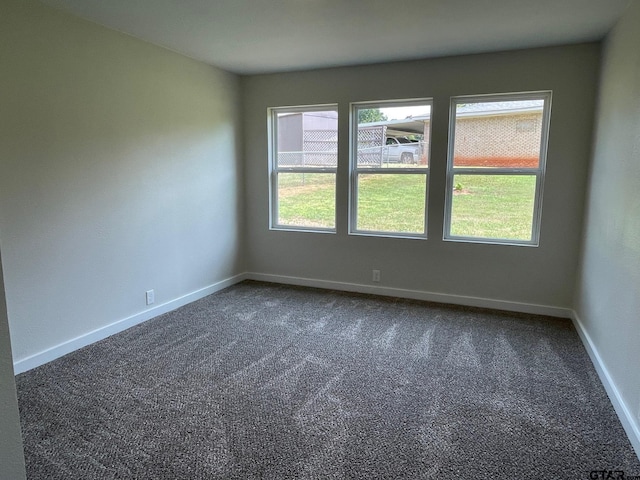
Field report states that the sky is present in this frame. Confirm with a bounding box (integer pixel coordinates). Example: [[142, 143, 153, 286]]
[[381, 105, 431, 120]]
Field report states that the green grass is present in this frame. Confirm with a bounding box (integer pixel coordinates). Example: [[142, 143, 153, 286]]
[[451, 174, 536, 240], [277, 173, 336, 228], [357, 174, 426, 233], [277, 172, 536, 240]]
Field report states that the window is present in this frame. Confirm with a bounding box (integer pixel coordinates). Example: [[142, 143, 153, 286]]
[[269, 105, 338, 231], [350, 99, 432, 237], [444, 92, 552, 245]]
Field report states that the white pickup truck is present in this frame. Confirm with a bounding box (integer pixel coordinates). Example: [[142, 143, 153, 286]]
[[384, 136, 421, 164]]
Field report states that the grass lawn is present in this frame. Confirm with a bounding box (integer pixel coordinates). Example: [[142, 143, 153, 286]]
[[357, 174, 426, 233], [277, 172, 536, 240], [277, 173, 336, 228], [451, 174, 536, 240]]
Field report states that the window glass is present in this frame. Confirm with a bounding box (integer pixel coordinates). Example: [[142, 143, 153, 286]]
[[356, 173, 427, 234], [351, 100, 432, 237], [450, 174, 536, 240], [445, 93, 551, 244], [276, 173, 336, 229], [453, 100, 544, 169], [270, 106, 338, 231]]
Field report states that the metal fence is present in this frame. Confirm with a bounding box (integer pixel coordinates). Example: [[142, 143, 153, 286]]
[[277, 127, 426, 167], [278, 129, 338, 167], [357, 126, 385, 166]]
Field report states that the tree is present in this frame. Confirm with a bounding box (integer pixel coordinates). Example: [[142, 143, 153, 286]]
[[358, 108, 388, 124]]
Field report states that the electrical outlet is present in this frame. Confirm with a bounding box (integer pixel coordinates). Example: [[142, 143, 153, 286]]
[[145, 289, 155, 305], [372, 270, 381, 282]]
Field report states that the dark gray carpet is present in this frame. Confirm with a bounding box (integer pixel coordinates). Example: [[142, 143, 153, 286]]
[[17, 281, 640, 479]]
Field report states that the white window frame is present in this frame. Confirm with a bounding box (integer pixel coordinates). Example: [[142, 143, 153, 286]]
[[444, 91, 552, 246], [268, 104, 338, 233], [349, 98, 433, 239]]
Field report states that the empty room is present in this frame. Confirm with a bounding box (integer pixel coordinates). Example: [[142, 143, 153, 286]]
[[1, 0, 639, 478]]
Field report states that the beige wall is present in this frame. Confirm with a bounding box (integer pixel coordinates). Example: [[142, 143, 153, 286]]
[[0, 0, 243, 364], [574, 1, 640, 455], [242, 44, 600, 310]]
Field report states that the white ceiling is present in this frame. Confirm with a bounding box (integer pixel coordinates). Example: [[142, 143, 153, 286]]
[[38, 0, 630, 75]]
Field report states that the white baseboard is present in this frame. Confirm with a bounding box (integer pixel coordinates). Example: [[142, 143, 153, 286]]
[[13, 272, 568, 376], [245, 272, 572, 318], [571, 310, 640, 459], [13, 273, 247, 374]]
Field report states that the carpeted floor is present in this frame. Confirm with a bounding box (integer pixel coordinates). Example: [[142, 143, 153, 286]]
[[16, 281, 640, 479]]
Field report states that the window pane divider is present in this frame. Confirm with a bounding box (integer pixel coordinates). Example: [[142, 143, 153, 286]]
[[276, 167, 337, 174], [451, 168, 540, 175], [350, 230, 428, 239], [354, 168, 428, 174], [271, 224, 335, 233], [444, 236, 539, 247]]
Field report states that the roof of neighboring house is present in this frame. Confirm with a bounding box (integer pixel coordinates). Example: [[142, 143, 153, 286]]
[[457, 100, 544, 118], [360, 117, 428, 135]]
